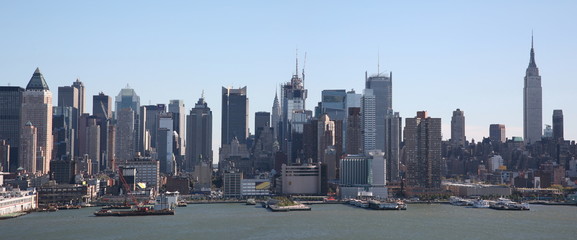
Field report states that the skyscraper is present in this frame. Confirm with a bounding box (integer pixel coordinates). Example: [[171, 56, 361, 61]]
[[271, 92, 281, 141], [20, 122, 37, 173], [93, 92, 112, 120], [384, 111, 401, 182], [186, 95, 212, 172], [221, 86, 248, 145], [20, 68, 52, 174], [318, 89, 347, 121], [53, 106, 75, 160], [489, 124, 506, 143], [139, 104, 166, 154], [450, 108, 466, 146], [362, 89, 376, 153], [317, 114, 335, 164], [365, 71, 392, 152], [168, 99, 186, 158], [0, 86, 23, 172], [552, 110, 563, 141], [345, 107, 362, 154], [71, 79, 85, 115], [280, 60, 308, 161], [57, 85, 79, 158], [115, 85, 140, 115], [404, 111, 442, 194], [523, 35, 542, 144], [115, 107, 135, 162], [115, 85, 140, 157], [254, 111, 270, 138], [158, 113, 174, 174], [93, 92, 112, 170], [344, 90, 362, 152]]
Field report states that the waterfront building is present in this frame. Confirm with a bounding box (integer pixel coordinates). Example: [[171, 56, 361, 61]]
[[38, 182, 97, 206], [115, 108, 135, 162], [221, 86, 249, 145], [0, 181, 37, 216], [223, 171, 242, 198], [241, 178, 270, 197], [489, 124, 506, 143], [523, 35, 543, 144], [404, 111, 442, 195], [450, 108, 465, 146], [340, 154, 370, 185], [552, 110, 563, 141], [168, 100, 186, 159], [120, 156, 160, 191], [443, 183, 511, 197], [49, 158, 75, 184], [281, 163, 321, 195], [0, 86, 23, 172], [185, 95, 212, 172], [365, 72, 393, 152], [20, 68, 52, 174]]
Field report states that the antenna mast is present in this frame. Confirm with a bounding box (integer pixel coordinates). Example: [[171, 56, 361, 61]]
[[303, 52, 307, 88]]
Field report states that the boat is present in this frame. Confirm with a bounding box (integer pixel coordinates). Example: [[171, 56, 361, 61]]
[[102, 205, 132, 210], [177, 202, 188, 207], [449, 196, 473, 206], [489, 198, 530, 211], [472, 199, 491, 208], [246, 198, 256, 205], [94, 207, 174, 217]]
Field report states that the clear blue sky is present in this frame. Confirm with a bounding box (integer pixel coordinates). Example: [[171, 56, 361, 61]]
[[2, 1, 576, 154]]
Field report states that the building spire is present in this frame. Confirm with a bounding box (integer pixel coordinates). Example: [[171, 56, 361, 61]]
[[529, 32, 537, 68], [295, 49, 299, 76]]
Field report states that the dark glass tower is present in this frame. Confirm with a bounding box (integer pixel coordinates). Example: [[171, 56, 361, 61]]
[[221, 86, 248, 145], [186, 96, 212, 172], [0, 86, 24, 171]]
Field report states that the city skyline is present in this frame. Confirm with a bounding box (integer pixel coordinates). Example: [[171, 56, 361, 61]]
[[1, 1, 576, 152]]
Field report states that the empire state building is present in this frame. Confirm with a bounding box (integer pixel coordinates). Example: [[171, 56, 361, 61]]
[[523, 35, 542, 144]]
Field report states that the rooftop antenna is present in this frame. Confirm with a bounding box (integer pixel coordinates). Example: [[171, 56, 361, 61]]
[[302, 52, 307, 87], [531, 29, 534, 49], [201, 89, 205, 99], [377, 48, 380, 76], [295, 48, 299, 76]]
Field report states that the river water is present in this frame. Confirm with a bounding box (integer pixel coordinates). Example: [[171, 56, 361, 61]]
[[1, 203, 576, 240]]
